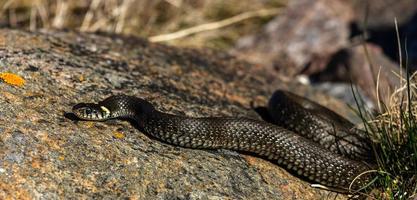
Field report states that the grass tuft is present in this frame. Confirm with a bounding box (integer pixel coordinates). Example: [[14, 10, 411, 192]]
[[351, 19, 417, 199]]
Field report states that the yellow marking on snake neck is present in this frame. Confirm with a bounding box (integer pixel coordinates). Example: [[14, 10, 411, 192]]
[[100, 106, 110, 115]]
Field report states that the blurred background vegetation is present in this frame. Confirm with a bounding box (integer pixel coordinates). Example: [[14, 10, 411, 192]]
[[0, 0, 285, 49]]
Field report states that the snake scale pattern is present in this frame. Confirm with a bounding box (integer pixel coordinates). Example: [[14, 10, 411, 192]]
[[72, 90, 375, 192]]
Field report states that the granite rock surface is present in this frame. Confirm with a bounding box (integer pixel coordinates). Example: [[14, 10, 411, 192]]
[[0, 29, 349, 199]]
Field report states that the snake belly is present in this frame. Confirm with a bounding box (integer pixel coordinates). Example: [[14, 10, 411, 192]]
[[72, 92, 374, 191]]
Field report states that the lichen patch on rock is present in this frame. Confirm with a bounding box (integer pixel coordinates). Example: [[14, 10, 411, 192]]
[[0, 72, 25, 87]]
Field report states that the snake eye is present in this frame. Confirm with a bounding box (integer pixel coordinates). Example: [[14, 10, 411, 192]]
[[84, 108, 92, 115], [85, 108, 100, 117]]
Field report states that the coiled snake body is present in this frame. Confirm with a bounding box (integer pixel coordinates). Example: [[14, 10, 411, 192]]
[[72, 90, 375, 192]]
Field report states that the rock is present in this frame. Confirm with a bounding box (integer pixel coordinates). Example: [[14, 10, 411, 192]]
[[232, 0, 354, 77], [350, 9, 417, 69], [350, 0, 417, 29], [310, 43, 403, 108], [312, 82, 375, 123], [0, 29, 350, 199]]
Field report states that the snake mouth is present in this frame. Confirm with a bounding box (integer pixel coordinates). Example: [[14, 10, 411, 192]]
[[72, 103, 110, 121]]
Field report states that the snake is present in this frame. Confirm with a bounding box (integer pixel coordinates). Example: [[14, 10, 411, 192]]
[[72, 90, 375, 192]]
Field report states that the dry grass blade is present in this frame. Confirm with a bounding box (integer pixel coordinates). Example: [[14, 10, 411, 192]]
[[149, 8, 280, 42], [52, 0, 69, 28], [115, 0, 133, 33], [80, 0, 102, 31]]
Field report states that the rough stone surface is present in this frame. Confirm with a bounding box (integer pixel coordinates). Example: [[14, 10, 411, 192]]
[[0, 29, 350, 199], [232, 0, 354, 77]]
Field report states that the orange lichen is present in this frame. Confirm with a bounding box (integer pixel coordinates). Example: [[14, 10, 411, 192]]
[[31, 159, 41, 169], [0, 72, 25, 87], [78, 75, 85, 82], [58, 155, 65, 161], [113, 131, 125, 139]]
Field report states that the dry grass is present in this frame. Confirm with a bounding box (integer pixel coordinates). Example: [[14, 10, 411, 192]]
[[369, 71, 417, 139], [0, 0, 285, 49], [366, 19, 416, 145]]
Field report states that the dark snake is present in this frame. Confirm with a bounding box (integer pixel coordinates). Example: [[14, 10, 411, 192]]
[[72, 90, 375, 192]]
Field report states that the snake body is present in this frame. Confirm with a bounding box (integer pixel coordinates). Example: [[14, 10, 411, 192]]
[[72, 90, 374, 191], [267, 91, 373, 161]]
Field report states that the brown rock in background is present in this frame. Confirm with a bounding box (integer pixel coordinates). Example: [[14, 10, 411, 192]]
[[232, 0, 354, 77], [231, 0, 411, 108], [310, 43, 404, 107], [348, 0, 417, 71], [350, 0, 417, 29]]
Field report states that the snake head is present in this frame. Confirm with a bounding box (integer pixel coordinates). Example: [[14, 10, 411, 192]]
[[72, 103, 111, 121]]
